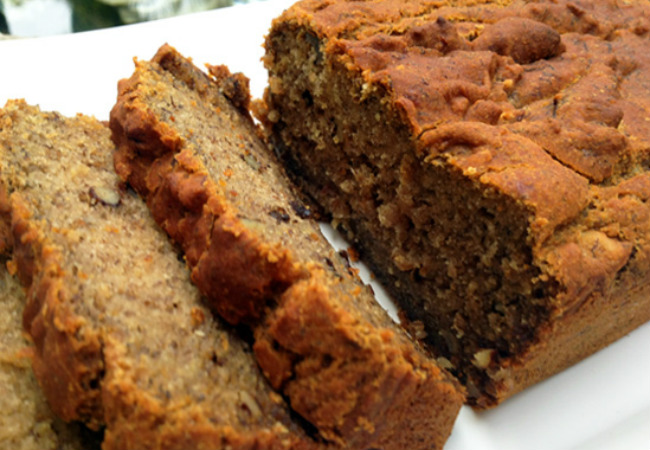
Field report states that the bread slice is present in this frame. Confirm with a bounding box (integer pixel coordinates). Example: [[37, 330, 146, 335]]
[[261, 0, 650, 408], [0, 264, 101, 450], [110, 44, 464, 450], [0, 100, 319, 450]]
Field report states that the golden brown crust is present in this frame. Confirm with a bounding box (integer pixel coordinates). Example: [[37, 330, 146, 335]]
[[273, 0, 650, 239], [418, 121, 591, 243], [0, 255, 100, 449], [111, 98, 303, 323], [0, 103, 106, 427], [257, 271, 463, 449], [10, 192, 106, 428], [110, 44, 464, 450]]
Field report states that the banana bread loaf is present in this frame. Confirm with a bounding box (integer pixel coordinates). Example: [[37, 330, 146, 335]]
[[0, 100, 320, 450], [110, 44, 464, 450], [262, 0, 650, 408], [0, 264, 100, 450]]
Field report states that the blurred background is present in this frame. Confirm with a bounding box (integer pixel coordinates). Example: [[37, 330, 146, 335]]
[[0, 0, 260, 36]]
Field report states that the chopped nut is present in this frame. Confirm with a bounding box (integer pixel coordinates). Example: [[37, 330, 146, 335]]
[[269, 391, 284, 405], [240, 217, 264, 233], [89, 186, 121, 206], [238, 391, 261, 418], [272, 421, 289, 435], [472, 349, 495, 369], [190, 307, 206, 327], [439, 329, 460, 354], [241, 152, 261, 171], [436, 356, 454, 370], [6, 260, 17, 276]]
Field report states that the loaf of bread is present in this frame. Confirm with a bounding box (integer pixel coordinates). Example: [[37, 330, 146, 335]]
[[0, 100, 320, 450], [110, 44, 464, 450], [262, 0, 650, 408], [0, 264, 100, 450]]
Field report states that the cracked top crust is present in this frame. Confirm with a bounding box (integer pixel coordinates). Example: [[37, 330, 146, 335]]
[[272, 0, 650, 317]]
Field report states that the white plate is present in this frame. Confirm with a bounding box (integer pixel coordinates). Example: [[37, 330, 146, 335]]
[[1, 2, 649, 449]]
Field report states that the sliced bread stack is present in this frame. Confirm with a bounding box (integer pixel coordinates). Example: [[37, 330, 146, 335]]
[[0, 99, 320, 450], [110, 44, 464, 450]]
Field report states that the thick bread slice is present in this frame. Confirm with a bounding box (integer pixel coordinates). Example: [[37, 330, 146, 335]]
[[110, 44, 464, 450], [0, 265, 100, 450], [0, 100, 319, 450]]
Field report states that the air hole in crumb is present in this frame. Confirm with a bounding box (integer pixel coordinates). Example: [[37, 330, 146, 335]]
[[88, 377, 101, 390], [302, 90, 314, 107], [321, 354, 333, 369]]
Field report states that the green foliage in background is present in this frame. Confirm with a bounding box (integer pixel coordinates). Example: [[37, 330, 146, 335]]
[[69, 0, 122, 32], [0, 2, 8, 34]]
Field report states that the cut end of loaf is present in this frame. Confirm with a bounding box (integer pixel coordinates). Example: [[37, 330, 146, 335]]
[[263, 0, 650, 408]]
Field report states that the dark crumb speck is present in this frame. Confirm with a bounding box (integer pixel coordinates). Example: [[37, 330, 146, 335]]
[[289, 200, 312, 219], [269, 208, 290, 223], [210, 352, 223, 366], [338, 249, 351, 269]]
